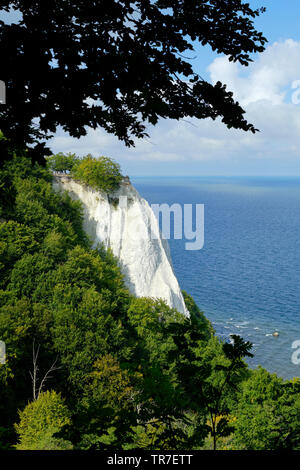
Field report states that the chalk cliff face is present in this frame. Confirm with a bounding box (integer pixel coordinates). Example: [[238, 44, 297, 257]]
[[53, 176, 188, 316]]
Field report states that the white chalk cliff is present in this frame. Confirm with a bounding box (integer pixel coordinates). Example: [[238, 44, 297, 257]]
[[53, 175, 188, 316]]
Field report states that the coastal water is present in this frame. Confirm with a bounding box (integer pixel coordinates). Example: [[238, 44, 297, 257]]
[[133, 176, 300, 380]]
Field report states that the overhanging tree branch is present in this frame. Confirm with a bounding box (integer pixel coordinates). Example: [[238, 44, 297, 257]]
[[0, 0, 267, 164]]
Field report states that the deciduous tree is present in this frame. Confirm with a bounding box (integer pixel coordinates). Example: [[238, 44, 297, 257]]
[[0, 0, 266, 163]]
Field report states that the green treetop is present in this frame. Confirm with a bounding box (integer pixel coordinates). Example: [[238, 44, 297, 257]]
[[71, 155, 122, 193], [46, 152, 79, 173]]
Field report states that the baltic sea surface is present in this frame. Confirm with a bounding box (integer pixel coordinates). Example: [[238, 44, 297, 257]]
[[132, 176, 300, 380]]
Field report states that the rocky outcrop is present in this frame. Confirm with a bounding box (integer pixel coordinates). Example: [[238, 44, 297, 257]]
[[53, 175, 188, 316]]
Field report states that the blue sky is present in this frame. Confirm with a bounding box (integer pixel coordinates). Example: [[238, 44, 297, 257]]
[[3, 2, 300, 176]]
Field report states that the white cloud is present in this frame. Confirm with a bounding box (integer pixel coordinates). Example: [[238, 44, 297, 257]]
[[208, 39, 300, 106], [50, 40, 300, 172]]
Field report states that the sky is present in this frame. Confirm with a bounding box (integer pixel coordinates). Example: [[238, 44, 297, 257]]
[[3, 1, 300, 176]]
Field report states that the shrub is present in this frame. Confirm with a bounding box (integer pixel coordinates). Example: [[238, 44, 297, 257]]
[[71, 155, 122, 192], [15, 390, 72, 450]]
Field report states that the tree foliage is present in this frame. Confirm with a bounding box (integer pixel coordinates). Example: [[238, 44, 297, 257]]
[[0, 156, 299, 451], [232, 368, 300, 450], [15, 390, 73, 450], [203, 334, 253, 450], [71, 155, 122, 192], [46, 152, 79, 173], [0, 0, 267, 163]]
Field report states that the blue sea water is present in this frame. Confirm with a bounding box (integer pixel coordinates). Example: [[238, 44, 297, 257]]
[[132, 176, 300, 380]]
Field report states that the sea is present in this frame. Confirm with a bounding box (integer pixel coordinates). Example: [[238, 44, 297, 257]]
[[132, 176, 300, 380]]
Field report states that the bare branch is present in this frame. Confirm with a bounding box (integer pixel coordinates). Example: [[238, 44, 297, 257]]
[[30, 339, 40, 401], [29, 341, 61, 400], [37, 356, 62, 399]]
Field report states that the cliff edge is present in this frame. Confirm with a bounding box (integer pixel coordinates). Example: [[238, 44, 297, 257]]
[[52, 175, 189, 316]]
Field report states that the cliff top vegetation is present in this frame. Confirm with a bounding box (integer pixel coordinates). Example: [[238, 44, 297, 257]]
[[47, 153, 122, 193]]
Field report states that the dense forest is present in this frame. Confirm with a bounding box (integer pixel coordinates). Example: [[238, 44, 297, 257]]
[[0, 148, 299, 450]]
